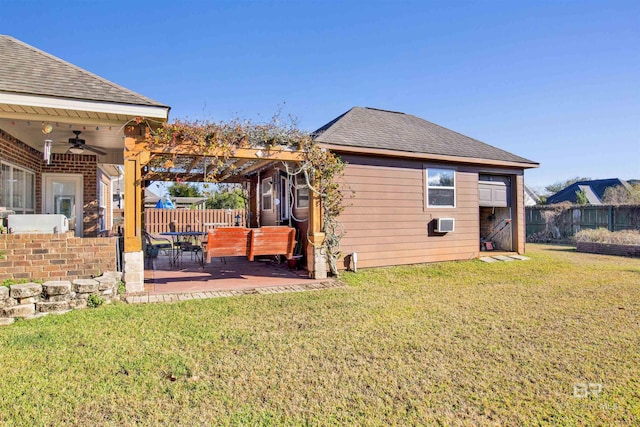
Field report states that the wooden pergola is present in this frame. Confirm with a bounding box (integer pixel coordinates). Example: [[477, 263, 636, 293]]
[[121, 125, 326, 291]]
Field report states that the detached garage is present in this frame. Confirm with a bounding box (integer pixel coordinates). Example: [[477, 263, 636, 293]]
[[312, 107, 539, 269]]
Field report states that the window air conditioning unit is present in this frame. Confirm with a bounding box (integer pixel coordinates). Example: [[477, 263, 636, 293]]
[[435, 218, 455, 233]]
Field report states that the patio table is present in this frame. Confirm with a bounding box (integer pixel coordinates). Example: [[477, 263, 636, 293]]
[[160, 231, 206, 267]]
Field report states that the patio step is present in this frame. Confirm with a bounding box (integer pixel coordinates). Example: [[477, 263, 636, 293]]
[[125, 280, 344, 304], [480, 255, 531, 263]]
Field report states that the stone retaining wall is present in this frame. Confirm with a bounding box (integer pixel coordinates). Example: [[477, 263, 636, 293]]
[[576, 242, 640, 257], [0, 271, 121, 326]]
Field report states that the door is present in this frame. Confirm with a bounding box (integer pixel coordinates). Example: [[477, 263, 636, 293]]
[[279, 174, 290, 224], [43, 173, 83, 237]]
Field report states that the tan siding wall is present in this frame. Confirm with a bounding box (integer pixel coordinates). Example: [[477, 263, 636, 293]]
[[337, 154, 480, 269]]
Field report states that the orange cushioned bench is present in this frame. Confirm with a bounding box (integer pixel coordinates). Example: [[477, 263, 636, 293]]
[[203, 226, 296, 264], [203, 227, 251, 264], [248, 226, 296, 261]]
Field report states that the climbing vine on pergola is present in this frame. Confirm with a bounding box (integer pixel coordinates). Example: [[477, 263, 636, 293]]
[[124, 116, 348, 277]]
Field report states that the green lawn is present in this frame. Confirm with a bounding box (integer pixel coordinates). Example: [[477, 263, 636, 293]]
[[1, 244, 638, 426]]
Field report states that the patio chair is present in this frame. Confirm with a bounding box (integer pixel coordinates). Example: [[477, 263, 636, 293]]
[[143, 231, 173, 268], [174, 240, 204, 267]]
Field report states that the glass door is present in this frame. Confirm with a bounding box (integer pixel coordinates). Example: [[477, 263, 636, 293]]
[[43, 174, 83, 236]]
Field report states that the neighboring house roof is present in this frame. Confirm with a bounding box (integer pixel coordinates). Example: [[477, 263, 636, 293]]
[[313, 107, 538, 167], [144, 187, 206, 208], [0, 35, 168, 108], [524, 185, 541, 206], [546, 178, 631, 205]]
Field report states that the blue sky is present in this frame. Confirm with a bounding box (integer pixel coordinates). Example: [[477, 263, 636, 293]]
[[2, 0, 638, 191]]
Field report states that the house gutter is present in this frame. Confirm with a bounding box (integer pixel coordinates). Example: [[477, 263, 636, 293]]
[[317, 143, 540, 169]]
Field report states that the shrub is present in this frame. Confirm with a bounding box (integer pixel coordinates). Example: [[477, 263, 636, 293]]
[[87, 294, 105, 308], [574, 228, 640, 245]]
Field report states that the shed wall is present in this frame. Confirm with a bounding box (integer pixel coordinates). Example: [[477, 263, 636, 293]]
[[337, 154, 527, 269]]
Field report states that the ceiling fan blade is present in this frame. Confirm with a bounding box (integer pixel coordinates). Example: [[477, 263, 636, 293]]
[[82, 145, 107, 156]]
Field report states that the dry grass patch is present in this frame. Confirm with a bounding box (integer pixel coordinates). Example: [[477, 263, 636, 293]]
[[0, 244, 638, 425]]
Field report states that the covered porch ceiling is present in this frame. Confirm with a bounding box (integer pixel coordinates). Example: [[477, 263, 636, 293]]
[[0, 116, 128, 164]]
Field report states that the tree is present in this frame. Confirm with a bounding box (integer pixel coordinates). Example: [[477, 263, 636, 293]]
[[575, 189, 589, 205], [545, 177, 592, 195], [205, 186, 246, 209], [602, 183, 640, 205], [168, 183, 202, 198]]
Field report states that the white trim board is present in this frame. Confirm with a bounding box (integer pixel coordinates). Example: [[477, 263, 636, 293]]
[[0, 93, 169, 120]]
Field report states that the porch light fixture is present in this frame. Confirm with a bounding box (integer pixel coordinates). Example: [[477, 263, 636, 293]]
[[69, 146, 84, 154], [42, 123, 53, 134]]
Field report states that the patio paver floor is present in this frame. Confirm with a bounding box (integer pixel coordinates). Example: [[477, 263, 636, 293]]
[[125, 253, 342, 304]]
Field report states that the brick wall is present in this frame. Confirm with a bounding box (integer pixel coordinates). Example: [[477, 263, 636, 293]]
[[0, 128, 101, 236], [576, 242, 640, 257], [0, 232, 117, 281]]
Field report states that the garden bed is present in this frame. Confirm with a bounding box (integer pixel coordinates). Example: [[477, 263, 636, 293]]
[[574, 228, 640, 257], [576, 242, 640, 257]]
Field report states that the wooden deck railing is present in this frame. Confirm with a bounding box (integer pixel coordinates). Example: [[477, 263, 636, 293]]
[[144, 209, 247, 234]]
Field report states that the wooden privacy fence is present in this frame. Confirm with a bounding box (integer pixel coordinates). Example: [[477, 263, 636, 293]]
[[144, 208, 247, 234], [526, 204, 640, 240]]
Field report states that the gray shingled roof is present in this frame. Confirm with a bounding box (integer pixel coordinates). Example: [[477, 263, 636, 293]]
[[0, 35, 168, 108], [313, 107, 537, 165], [546, 178, 630, 205]]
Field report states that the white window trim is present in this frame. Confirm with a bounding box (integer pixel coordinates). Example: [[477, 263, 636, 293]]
[[1, 161, 36, 214], [99, 181, 108, 210], [261, 177, 273, 212], [280, 176, 290, 219], [425, 167, 456, 208]]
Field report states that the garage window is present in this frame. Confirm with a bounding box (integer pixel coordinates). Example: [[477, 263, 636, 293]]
[[426, 168, 456, 208]]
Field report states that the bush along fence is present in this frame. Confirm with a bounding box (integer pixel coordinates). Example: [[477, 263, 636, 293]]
[[0, 272, 122, 326], [526, 204, 640, 242]]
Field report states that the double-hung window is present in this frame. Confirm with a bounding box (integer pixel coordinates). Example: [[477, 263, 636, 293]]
[[0, 161, 35, 214], [295, 174, 309, 209], [426, 168, 456, 208], [261, 178, 273, 211]]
